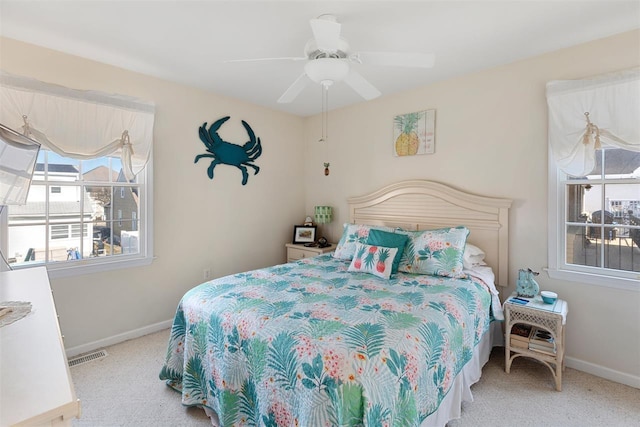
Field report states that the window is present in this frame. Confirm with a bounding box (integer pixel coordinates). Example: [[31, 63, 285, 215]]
[[549, 147, 640, 289], [50, 224, 69, 240], [0, 72, 155, 278], [50, 224, 87, 240], [1, 149, 153, 278], [70, 224, 88, 239], [546, 68, 639, 290]]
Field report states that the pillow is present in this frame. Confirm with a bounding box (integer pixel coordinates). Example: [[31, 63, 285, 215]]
[[397, 226, 469, 278], [348, 243, 398, 280], [367, 229, 408, 273], [333, 223, 396, 260], [463, 243, 486, 269]]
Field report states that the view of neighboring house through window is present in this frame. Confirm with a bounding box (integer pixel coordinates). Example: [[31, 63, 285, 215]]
[[5, 149, 143, 267], [562, 147, 640, 276]]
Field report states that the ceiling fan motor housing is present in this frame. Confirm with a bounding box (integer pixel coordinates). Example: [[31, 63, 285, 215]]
[[304, 38, 350, 59]]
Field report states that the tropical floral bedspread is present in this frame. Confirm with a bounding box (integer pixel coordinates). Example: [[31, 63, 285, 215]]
[[160, 254, 493, 426]]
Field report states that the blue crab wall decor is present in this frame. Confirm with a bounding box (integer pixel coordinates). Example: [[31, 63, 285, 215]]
[[195, 116, 262, 185]]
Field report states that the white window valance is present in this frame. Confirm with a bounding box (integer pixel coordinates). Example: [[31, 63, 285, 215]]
[[546, 67, 640, 177], [0, 71, 154, 180]]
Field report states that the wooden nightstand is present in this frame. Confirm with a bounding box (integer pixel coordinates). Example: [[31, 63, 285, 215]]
[[285, 243, 335, 262], [504, 294, 568, 391]]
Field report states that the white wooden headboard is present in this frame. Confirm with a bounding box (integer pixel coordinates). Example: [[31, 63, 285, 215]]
[[347, 180, 512, 287]]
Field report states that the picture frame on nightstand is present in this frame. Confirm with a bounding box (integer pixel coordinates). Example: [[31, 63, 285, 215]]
[[292, 225, 316, 244]]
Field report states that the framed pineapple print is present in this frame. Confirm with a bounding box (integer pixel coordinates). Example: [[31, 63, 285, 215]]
[[393, 109, 436, 156]]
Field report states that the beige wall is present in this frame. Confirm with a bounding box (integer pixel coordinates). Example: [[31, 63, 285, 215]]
[[0, 37, 306, 350], [1, 29, 639, 386], [303, 30, 640, 385]]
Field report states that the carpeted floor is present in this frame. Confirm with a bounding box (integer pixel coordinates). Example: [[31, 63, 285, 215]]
[[70, 329, 640, 427]]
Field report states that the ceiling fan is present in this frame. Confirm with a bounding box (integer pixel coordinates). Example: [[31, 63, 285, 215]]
[[226, 14, 435, 103]]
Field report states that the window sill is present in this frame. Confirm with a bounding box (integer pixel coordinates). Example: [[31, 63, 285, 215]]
[[545, 267, 639, 292], [8, 255, 154, 279]]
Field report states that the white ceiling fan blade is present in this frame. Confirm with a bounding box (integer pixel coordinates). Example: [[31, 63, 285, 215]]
[[277, 73, 311, 103], [353, 52, 435, 68], [310, 16, 341, 53], [344, 69, 381, 100], [224, 56, 307, 64]]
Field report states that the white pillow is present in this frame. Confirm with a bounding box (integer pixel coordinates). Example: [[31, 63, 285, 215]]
[[463, 244, 486, 269]]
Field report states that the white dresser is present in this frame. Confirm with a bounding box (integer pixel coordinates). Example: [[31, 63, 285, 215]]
[[0, 267, 81, 426]]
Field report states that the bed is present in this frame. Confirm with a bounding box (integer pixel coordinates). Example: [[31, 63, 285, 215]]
[[160, 180, 511, 426]]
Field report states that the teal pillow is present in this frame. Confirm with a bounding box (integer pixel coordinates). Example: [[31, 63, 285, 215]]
[[367, 229, 408, 273]]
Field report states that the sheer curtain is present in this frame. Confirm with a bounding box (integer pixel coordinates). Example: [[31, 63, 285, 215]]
[[0, 71, 154, 180], [546, 67, 640, 177]]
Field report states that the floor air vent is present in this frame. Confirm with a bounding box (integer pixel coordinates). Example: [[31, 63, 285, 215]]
[[68, 349, 108, 367]]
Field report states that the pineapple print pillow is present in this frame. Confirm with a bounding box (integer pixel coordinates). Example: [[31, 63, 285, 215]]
[[397, 226, 470, 278], [348, 243, 398, 280], [333, 223, 397, 261]]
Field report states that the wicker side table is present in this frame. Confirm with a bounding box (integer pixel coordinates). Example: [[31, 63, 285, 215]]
[[504, 296, 568, 391]]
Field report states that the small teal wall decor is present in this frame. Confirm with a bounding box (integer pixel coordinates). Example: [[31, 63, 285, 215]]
[[195, 116, 262, 185], [516, 268, 540, 298]]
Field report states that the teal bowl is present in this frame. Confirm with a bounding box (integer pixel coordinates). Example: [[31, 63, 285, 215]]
[[541, 291, 558, 304]]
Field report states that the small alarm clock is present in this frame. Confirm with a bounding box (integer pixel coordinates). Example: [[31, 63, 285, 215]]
[[317, 237, 329, 248]]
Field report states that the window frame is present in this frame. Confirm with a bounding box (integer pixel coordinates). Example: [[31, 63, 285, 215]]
[[0, 151, 154, 279], [547, 148, 639, 291]]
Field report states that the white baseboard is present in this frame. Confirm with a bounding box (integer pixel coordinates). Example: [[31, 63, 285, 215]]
[[65, 319, 173, 358], [565, 356, 640, 389]]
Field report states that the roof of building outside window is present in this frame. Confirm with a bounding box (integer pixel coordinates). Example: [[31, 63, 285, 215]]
[[8, 198, 92, 216], [35, 163, 79, 173]]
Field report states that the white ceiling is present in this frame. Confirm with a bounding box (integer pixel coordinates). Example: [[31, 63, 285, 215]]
[[1, 1, 639, 117]]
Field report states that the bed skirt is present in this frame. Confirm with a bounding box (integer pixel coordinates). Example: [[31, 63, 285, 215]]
[[422, 320, 501, 426]]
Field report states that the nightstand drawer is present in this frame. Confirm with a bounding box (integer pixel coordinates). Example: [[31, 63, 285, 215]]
[[287, 247, 310, 261], [285, 243, 336, 263]]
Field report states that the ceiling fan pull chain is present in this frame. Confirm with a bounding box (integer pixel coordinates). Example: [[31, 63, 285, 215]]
[[321, 84, 330, 176], [319, 85, 325, 142], [324, 84, 329, 141]]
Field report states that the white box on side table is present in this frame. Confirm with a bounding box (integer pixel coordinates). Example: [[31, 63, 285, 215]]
[[504, 294, 568, 391]]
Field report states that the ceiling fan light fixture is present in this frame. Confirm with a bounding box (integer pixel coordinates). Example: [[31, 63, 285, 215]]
[[270, 14, 433, 104], [304, 58, 349, 86]]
